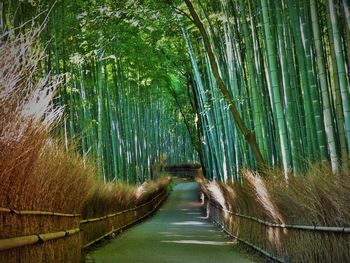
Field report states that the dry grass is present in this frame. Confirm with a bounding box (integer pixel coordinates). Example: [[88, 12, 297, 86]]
[[0, 22, 94, 222], [80, 176, 170, 247], [197, 164, 350, 262], [0, 25, 96, 262], [82, 176, 170, 219]]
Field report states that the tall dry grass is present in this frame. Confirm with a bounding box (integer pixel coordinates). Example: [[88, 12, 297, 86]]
[[82, 176, 170, 219], [197, 164, 350, 262], [0, 22, 96, 223], [0, 24, 97, 262]]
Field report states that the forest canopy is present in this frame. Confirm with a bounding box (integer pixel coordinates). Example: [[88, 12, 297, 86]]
[[2, 0, 350, 182]]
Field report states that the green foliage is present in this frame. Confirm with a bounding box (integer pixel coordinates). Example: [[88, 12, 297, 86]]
[[2, 0, 198, 182], [4, 0, 350, 182], [178, 0, 350, 180]]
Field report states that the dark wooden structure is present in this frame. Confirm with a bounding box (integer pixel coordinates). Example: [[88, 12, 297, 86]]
[[164, 164, 201, 177]]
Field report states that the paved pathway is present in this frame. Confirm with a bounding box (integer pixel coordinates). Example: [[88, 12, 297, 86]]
[[86, 181, 254, 263]]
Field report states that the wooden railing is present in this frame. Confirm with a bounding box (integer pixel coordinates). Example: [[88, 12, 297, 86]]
[[203, 193, 350, 263], [0, 189, 168, 262], [81, 189, 167, 247]]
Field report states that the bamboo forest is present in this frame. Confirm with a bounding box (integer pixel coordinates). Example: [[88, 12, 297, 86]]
[[1, 0, 350, 262]]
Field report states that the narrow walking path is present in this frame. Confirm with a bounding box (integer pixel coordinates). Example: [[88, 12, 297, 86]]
[[86, 181, 255, 263]]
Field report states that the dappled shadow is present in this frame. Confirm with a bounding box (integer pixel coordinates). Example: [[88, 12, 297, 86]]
[[87, 182, 253, 263]]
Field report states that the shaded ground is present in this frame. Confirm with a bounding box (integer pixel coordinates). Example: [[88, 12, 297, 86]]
[[86, 181, 255, 263]]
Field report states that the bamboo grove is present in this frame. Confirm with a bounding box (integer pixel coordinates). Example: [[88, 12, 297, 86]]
[[63, 55, 198, 183], [179, 0, 350, 181], [2, 0, 350, 182], [1, 0, 198, 183]]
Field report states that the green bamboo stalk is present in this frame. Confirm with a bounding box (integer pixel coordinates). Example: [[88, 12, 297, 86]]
[[275, 0, 301, 173], [325, 10, 348, 167], [310, 0, 339, 172], [301, 1, 328, 160], [260, 0, 291, 173], [287, 0, 317, 161], [184, 0, 266, 170], [328, 0, 350, 152]]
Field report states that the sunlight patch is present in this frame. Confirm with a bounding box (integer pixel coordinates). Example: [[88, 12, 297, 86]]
[[245, 170, 285, 248], [161, 240, 234, 246], [171, 221, 205, 226], [207, 181, 228, 211]]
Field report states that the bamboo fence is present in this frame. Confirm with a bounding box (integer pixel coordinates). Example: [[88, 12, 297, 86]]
[[80, 189, 167, 247], [203, 193, 350, 263], [0, 190, 168, 262]]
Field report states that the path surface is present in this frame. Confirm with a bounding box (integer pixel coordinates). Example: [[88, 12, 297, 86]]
[[86, 181, 254, 263]]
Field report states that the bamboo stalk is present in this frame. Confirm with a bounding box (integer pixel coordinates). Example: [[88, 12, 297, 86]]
[[0, 228, 80, 251], [0, 235, 39, 252], [183, 0, 266, 170], [0, 192, 167, 252], [0, 207, 80, 217]]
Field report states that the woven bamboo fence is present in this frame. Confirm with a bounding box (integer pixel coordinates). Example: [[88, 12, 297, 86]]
[[0, 206, 82, 263], [0, 190, 167, 262], [203, 194, 350, 263], [81, 189, 167, 247]]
